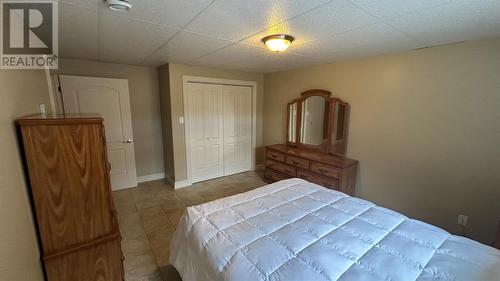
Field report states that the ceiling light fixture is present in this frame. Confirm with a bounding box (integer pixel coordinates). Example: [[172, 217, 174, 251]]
[[106, 0, 132, 12], [262, 34, 294, 52]]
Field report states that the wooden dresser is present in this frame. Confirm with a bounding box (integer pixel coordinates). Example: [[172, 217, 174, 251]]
[[265, 144, 358, 196], [17, 114, 124, 281]]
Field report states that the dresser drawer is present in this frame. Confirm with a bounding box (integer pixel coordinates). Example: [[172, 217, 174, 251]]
[[266, 149, 285, 162], [286, 155, 309, 169], [265, 169, 289, 182], [297, 170, 339, 190], [310, 162, 341, 179], [266, 159, 296, 177]]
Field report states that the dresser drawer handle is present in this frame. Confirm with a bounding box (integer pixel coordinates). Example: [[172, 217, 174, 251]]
[[284, 169, 291, 174], [271, 154, 279, 158], [318, 168, 328, 174], [292, 160, 300, 165]]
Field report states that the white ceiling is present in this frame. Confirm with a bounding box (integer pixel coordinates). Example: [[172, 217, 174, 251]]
[[59, 0, 500, 73]]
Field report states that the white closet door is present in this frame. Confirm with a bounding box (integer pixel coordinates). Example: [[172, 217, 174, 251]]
[[223, 85, 252, 175], [187, 83, 224, 183]]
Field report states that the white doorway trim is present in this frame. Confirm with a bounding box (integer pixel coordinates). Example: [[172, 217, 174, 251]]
[[182, 75, 258, 187]]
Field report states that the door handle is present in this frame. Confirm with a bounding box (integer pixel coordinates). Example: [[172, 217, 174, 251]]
[[123, 139, 134, 144]]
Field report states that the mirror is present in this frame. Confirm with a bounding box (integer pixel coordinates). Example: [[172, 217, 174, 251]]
[[285, 89, 350, 155], [300, 96, 328, 146], [334, 103, 346, 141], [331, 101, 349, 155], [287, 101, 298, 143]]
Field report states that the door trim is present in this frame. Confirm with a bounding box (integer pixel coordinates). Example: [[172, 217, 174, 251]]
[[183, 75, 258, 187]]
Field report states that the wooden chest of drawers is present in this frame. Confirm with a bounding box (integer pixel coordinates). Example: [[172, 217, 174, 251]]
[[17, 114, 124, 281], [264, 144, 358, 196]]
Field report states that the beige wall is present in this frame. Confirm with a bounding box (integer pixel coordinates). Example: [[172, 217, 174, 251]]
[[164, 63, 264, 182], [263, 37, 500, 244], [56, 59, 164, 177], [158, 64, 175, 180], [0, 70, 50, 281]]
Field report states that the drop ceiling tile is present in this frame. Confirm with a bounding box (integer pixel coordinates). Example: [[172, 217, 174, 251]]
[[184, 0, 331, 41], [59, 3, 99, 60], [193, 43, 268, 67], [350, 0, 452, 20], [60, 0, 99, 10], [243, 0, 379, 47], [99, 14, 178, 65], [331, 22, 421, 52], [107, 0, 213, 29], [151, 31, 234, 64], [141, 53, 169, 67], [226, 52, 309, 73], [387, 0, 500, 46], [287, 40, 340, 61], [290, 22, 422, 63]]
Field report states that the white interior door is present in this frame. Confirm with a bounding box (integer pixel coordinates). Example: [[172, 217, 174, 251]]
[[223, 85, 252, 175], [58, 75, 138, 190], [186, 83, 224, 183]]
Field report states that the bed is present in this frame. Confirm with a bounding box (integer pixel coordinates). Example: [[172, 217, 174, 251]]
[[169, 178, 500, 281]]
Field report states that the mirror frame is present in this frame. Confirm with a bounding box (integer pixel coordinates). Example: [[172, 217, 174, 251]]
[[297, 90, 332, 152], [286, 98, 300, 146], [286, 89, 350, 155], [330, 98, 350, 155]]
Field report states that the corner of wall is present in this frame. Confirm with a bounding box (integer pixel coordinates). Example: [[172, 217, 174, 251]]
[[158, 64, 175, 180]]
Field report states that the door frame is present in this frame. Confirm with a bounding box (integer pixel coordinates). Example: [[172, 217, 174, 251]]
[[183, 75, 258, 186]]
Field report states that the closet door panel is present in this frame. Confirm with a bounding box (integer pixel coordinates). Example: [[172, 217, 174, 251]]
[[187, 83, 224, 183], [223, 85, 252, 175]]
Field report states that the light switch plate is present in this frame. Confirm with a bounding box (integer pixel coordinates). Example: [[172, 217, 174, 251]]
[[457, 214, 468, 226], [179, 116, 184, 124], [39, 104, 46, 114]]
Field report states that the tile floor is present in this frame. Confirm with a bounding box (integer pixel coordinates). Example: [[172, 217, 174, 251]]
[[113, 171, 267, 281]]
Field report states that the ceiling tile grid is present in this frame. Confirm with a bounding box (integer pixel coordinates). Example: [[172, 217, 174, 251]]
[[192, 43, 270, 68], [58, 0, 500, 73], [113, 0, 215, 29], [349, 0, 454, 20], [184, 0, 332, 41], [241, 0, 381, 48], [59, 2, 99, 61], [99, 14, 178, 65], [385, 0, 500, 46], [150, 31, 234, 64], [60, 0, 99, 11]]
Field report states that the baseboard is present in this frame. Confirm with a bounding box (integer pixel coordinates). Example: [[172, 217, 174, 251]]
[[137, 172, 165, 183], [174, 180, 190, 189], [164, 175, 190, 189]]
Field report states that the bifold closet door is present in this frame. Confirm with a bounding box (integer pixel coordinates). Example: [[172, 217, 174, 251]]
[[187, 82, 253, 183], [223, 85, 252, 175], [187, 83, 224, 183]]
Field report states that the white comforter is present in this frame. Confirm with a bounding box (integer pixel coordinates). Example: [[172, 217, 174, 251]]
[[170, 178, 500, 281]]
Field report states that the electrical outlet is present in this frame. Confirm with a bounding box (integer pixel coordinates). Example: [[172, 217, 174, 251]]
[[457, 214, 468, 226]]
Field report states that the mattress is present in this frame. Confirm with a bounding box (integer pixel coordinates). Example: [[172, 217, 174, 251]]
[[169, 178, 500, 281]]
